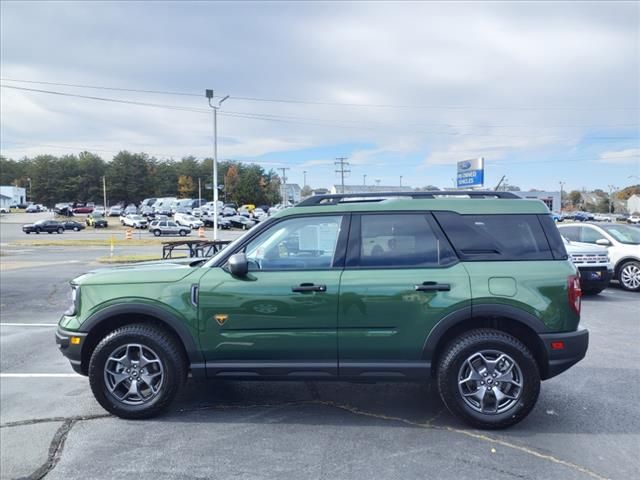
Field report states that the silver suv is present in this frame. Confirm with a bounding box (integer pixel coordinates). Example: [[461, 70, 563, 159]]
[[149, 220, 191, 237]]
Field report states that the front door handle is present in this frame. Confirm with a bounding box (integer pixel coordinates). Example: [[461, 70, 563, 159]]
[[415, 281, 451, 292], [291, 283, 327, 293]]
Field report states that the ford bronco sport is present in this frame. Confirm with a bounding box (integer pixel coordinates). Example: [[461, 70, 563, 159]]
[[56, 191, 588, 429]]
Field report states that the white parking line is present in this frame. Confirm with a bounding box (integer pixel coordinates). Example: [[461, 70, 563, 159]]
[[0, 373, 82, 378], [0, 323, 57, 327]]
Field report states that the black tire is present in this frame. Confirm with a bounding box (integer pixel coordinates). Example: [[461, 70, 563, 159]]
[[88, 323, 186, 419], [179, 230, 187, 237], [617, 260, 640, 292], [73, 226, 80, 231], [57, 227, 64, 234], [153, 229, 161, 237], [35, 228, 41, 234], [437, 328, 540, 429]]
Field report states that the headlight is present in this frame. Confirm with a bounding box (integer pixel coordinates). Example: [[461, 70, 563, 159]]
[[64, 286, 79, 316]]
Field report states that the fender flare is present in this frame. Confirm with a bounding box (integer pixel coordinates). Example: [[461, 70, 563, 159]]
[[80, 303, 203, 364], [423, 304, 550, 360]]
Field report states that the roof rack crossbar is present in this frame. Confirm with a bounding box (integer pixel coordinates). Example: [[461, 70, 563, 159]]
[[297, 190, 519, 206]]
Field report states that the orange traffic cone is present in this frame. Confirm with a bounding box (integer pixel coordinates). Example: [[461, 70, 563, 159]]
[[125, 228, 133, 240], [198, 226, 205, 238]]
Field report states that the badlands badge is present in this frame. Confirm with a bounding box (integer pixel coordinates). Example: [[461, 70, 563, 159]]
[[214, 314, 228, 326]]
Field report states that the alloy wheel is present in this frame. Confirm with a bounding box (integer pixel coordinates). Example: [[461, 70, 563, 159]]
[[457, 350, 523, 414], [620, 263, 640, 290], [103, 343, 165, 406]]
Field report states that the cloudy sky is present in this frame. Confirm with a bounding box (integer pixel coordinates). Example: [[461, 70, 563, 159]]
[[1, 1, 639, 191]]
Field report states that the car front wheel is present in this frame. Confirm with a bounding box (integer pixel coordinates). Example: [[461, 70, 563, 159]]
[[179, 230, 187, 237], [437, 329, 540, 429], [618, 261, 640, 291], [74, 226, 80, 231], [57, 227, 64, 234], [88, 324, 186, 419], [153, 230, 161, 237]]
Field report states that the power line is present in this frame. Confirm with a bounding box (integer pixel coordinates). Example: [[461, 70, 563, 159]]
[[3, 77, 637, 111], [335, 157, 350, 193], [3, 85, 638, 140]]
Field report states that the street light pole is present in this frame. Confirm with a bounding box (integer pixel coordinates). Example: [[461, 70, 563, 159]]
[[206, 89, 229, 240], [303, 170, 307, 187], [400, 175, 403, 187], [607, 184, 617, 215], [559, 181, 565, 213], [363, 174, 367, 186]]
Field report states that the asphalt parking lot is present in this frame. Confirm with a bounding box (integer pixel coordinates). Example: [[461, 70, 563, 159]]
[[1, 221, 639, 480]]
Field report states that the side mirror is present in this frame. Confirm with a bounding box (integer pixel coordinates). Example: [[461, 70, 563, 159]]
[[595, 239, 611, 246], [227, 253, 248, 277]]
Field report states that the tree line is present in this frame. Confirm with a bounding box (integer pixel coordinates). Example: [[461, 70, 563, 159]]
[[0, 151, 282, 207]]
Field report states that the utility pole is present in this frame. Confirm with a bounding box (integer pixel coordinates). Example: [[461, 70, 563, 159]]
[[363, 174, 367, 186], [303, 170, 308, 187], [198, 177, 202, 208], [559, 181, 565, 213], [206, 89, 229, 240], [278, 167, 290, 205], [400, 175, 403, 187], [334, 157, 350, 193], [102, 176, 107, 209]]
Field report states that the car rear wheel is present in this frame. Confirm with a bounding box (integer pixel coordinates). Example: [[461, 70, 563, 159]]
[[35, 228, 41, 234], [153, 230, 161, 237], [57, 227, 64, 234], [618, 261, 640, 292], [179, 230, 187, 237], [437, 329, 540, 429], [88, 324, 186, 419], [73, 226, 80, 231]]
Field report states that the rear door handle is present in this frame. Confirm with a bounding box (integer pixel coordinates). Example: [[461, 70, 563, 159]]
[[415, 282, 451, 292], [291, 283, 327, 293]]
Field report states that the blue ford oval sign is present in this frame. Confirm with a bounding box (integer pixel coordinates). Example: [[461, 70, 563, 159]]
[[459, 161, 472, 170]]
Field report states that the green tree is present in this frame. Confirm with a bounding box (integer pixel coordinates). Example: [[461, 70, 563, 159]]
[[107, 151, 152, 205], [568, 190, 582, 208]]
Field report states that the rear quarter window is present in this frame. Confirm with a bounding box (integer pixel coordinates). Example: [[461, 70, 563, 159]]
[[434, 212, 555, 261]]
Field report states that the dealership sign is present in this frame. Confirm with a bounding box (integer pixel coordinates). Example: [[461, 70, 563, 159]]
[[456, 158, 484, 188]]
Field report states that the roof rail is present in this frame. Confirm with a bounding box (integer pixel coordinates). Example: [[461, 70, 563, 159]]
[[297, 190, 519, 206]]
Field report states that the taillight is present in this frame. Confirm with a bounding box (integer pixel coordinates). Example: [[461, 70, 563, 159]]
[[568, 275, 582, 315]]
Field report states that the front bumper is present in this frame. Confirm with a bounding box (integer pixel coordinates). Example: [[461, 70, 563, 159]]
[[55, 327, 88, 375], [539, 328, 589, 379]]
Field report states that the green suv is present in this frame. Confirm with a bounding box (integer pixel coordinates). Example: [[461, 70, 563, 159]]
[[56, 191, 588, 429]]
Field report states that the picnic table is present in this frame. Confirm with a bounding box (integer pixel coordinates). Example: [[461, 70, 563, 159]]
[[162, 239, 231, 259]]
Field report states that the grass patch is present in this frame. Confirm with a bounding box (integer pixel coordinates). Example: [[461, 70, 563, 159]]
[[10, 238, 166, 247], [96, 254, 180, 264]]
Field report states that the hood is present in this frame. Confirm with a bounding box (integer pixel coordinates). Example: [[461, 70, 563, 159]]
[[564, 240, 608, 255], [73, 258, 206, 286]]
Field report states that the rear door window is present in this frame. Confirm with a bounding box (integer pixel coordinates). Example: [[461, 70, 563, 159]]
[[350, 213, 457, 268], [434, 213, 553, 261]]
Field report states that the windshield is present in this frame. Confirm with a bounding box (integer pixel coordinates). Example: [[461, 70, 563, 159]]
[[600, 224, 640, 245], [130, 215, 143, 220]]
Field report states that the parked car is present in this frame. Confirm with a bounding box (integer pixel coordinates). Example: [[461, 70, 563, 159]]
[[228, 215, 256, 230], [56, 190, 588, 428], [627, 215, 640, 224], [252, 208, 267, 221], [148, 220, 191, 237], [62, 221, 86, 232], [616, 214, 629, 222], [563, 237, 611, 294], [72, 205, 94, 214], [93, 206, 106, 217], [593, 214, 612, 222], [108, 206, 123, 217], [174, 213, 204, 229], [25, 204, 40, 213], [22, 220, 64, 234], [0, 206, 11, 214], [558, 222, 640, 291], [86, 214, 109, 228], [124, 204, 138, 215], [202, 215, 231, 229], [221, 207, 236, 217], [122, 214, 148, 229]]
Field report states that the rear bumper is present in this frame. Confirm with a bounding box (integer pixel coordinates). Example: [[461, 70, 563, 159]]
[[55, 327, 87, 375], [540, 328, 589, 379], [577, 266, 612, 290]]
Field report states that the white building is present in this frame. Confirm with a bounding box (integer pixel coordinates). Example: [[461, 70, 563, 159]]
[[0, 194, 12, 210], [0, 186, 27, 206], [282, 184, 302, 205], [627, 194, 640, 214], [513, 191, 560, 212]]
